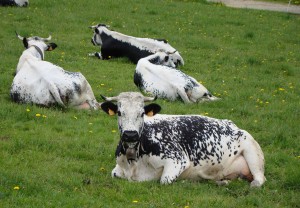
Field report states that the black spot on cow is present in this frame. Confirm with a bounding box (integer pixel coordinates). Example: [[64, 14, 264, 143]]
[[234, 151, 238, 155]]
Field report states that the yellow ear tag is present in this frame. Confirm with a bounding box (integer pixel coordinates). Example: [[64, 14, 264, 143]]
[[146, 111, 154, 117], [108, 109, 115, 116]]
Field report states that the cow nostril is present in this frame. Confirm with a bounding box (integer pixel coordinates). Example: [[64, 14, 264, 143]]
[[123, 131, 139, 142]]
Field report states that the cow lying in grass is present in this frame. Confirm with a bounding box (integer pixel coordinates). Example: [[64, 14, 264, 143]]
[[134, 52, 219, 103], [10, 33, 100, 110], [89, 24, 184, 66], [101, 92, 266, 187]]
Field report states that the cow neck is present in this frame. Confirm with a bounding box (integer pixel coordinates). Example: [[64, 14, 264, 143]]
[[31, 45, 44, 60]]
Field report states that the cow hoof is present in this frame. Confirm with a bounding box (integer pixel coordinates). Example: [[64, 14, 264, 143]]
[[216, 180, 230, 186], [250, 180, 262, 188], [95, 52, 102, 59]]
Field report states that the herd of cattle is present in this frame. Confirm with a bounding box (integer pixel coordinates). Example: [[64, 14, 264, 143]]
[[5, 2, 266, 187]]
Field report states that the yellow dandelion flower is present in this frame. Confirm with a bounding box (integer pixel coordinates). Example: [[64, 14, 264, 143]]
[[112, 130, 117, 133], [278, 88, 285, 91], [89, 123, 93, 125], [100, 167, 105, 171], [100, 84, 105, 86], [132, 200, 138, 203], [42, 115, 47, 118], [26, 108, 30, 112], [13, 186, 20, 190], [184, 206, 190, 208], [204, 112, 209, 115], [89, 131, 93, 133], [265, 102, 269, 104], [35, 113, 41, 117]]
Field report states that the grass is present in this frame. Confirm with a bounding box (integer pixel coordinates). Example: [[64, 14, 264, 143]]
[[0, 0, 300, 207]]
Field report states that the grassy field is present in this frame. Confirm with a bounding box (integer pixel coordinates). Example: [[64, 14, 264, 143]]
[[0, 0, 300, 207]]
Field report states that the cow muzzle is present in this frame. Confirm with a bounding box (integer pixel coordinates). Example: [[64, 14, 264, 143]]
[[122, 130, 140, 161]]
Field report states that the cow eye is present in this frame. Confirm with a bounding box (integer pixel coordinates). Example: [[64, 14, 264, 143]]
[[95, 28, 100, 34], [117, 111, 121, 116], [164, 56, 169, 62]]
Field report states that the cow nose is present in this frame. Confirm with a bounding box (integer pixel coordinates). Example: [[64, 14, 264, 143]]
[[122, 131, 139, 142]]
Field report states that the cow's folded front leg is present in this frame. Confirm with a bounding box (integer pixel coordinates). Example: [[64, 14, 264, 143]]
[[111, 164, 125, 179], [88, 52, 102, 59], [160, 159, 187, 184]]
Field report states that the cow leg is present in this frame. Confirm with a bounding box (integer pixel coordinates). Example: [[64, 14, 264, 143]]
[[112, 164, 125, 179], [88, 52, 102, 59], [241, 132, 266, 188], [177, 89, 192, 103], [160, 158, 188, 184]]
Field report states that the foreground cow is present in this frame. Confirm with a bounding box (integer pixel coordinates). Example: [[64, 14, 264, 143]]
[[134, 52, 219, 103], [101, 92, 266, 187], [0, 0, 28, 6], [89, 24, 184, 66], [10, 33, 99, 109]]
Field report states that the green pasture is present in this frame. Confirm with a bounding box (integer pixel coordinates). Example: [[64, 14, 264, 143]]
[[0, 0, 299, 207]]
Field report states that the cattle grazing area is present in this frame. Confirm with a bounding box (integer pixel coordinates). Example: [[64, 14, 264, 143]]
[[0, 0, 299, 207]]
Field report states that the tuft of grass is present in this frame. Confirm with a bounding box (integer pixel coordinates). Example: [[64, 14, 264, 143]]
[[0, 0, 300, 207]]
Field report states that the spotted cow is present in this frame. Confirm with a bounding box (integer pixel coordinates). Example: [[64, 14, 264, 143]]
[[134, 52, 219, 103], [89, 24, 184, 66], [10, 33, 100, 109], [101, 92, 266, 187]]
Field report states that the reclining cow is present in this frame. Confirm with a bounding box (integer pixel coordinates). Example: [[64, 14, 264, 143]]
[[134, 52, 219, 103], [101, 92, 266, 187], [89, 24, 184, 66], [0, 0, 28, 6], [10, 33, 100, 110]]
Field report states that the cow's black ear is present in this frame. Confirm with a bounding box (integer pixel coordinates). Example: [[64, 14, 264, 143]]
[[144, 103, 161, 117], [47, 43, 57, 51], [95, 28, 100, 34], [23, 38, 28, 48], [101, 101, 118, 116]]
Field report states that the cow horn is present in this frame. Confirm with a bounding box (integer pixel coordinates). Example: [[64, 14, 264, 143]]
[[101, 94, 118, 101], [144, 96, 156, 102], [41, 35, 52, 42], [15, 31, 24, 40], [167, 50, 177, 55], [89, 25, 97, 29]]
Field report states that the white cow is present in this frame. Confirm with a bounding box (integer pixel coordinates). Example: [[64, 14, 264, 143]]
[[10, 33, 99, 109], [134, 52, 219, 103], [101, 92, 266, 187], [89, 24, 184, 66]]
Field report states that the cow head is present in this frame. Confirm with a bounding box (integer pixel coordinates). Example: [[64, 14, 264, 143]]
[[16, 32, 57, 60], [146, 51, 177, 68], [89, 24, 110, 46], [101, 92, 161, 161]]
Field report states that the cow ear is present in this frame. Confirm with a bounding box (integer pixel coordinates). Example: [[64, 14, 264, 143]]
[[23, 38, 28, 48], [144, 103, 161, 117], [47, 43, 57, 51], [101, 101, 118, 116]]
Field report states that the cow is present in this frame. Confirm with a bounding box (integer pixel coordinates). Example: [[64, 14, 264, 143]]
[[100, 92, 266, 187], [89, 24, 184, 66], [0, 0, 28, 6], [10, 33, 100, 110], [134, 52, 219, 103]]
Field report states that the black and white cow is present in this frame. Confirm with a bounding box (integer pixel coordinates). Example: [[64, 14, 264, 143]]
[[101, 92, 266, 187], [89, 24, 184, 66], [134, 52, 219, 103], [10, 33, 100, 109], [0, 0, 28, 6]]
